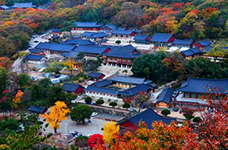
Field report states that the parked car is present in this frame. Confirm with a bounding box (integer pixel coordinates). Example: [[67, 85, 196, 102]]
[[16, 124, 25, 133], [30, 76, 39, 82], [91, 102, 96, 105], [173, 107, 179, 112], [91, 112, 98, 117], [69, 131, 78, 136], [55, 74, 60, 78], [69, 131, 82, 138], [75, 132, 82, 138]]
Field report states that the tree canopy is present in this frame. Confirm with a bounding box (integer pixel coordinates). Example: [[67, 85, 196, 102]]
[[70, 104, 93, 124]]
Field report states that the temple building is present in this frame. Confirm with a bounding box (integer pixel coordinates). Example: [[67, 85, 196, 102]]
[[110, 75, 153, 89], [118, 108, 176, 133], [150, 33, 174, 47], [174, 77, 228, 110], [72, 22, 104, 32], [103, 45, 141, 68], [35, 43, 76, 54]]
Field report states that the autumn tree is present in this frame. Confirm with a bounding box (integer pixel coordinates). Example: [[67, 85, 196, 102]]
[[103, 121, 120, 146], [40, 101, 70, 133], [196, 89, 228, 149], [64, 59, 74, 75], [12, 90, 24, 109], [0, 66, 8, 97], [98, 121, 199, 149], [205, 46, 228, 61]]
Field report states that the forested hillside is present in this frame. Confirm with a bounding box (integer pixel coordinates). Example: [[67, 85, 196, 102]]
[[0, 0, 228, 57]]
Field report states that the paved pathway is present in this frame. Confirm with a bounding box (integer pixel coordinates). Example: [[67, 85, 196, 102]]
[[41, 117, 107, 136]]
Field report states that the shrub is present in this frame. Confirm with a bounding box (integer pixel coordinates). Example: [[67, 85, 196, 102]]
[[122, 103, 130, 109], [161, 109, 171, 117], [96, 99, 104, 105], [109, 102, 117, 108], [85, 97, 92, 104], [115, 40, 121, 45], [193, 116, 201, 123]]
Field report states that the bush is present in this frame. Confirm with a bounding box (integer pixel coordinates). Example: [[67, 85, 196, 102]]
[[109, 102, 117, 108], [122, 103, 130, 109], [193, 116, 201, 123], [96, 99, 104, 105], [161, 109, 171, 117], [85, 97, 92, 104], [115, 40, 121, 45], [75, 136, 88, 147]]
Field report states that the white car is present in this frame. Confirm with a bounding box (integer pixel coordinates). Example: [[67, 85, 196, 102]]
[[87, 134, 92, 137], [91, 112, 98, 117]]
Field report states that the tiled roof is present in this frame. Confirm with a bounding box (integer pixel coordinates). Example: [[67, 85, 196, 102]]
[[62, 83, 82, 92], [82, 32, 108, 39], [104, 45, 141, 59], [35, 43, 76, 52], [156, 88, 174, 104], [92, 80, 112, 87], [61, 51, 79, 58], [82, 32, 94, 37], [85, 85, 119, 95], [0, 5, 9, 9], [97, 39, 108, 44], [150, 33, 173, 43], [197, 40, 211, 46], [110, 75, 146, 85], [52, 28, 61, 32], [29, 49, 44, 53], [112, 29, 134, 35], [12, 2, 35, 8], [172, 39, 193, 45], [74, 45, 109, 55], [134, 29, 142, 34], [25, 54, 44, 61], [191, 47, 202, 54], [28, 106, 46, 114], [181, 49, 195, 57], [105, 24, 117, 30], [178, 77, 228, 94], [134, 35, 150, 41], [119, 84, 152, 96], [62, 39, 95, 45], [88, 72, 104, 78], [203, 46, 213, 52], [118, 108, 176, 129], [181, 47, 202, 57], [92, 32, 108, 38], [75, 22, 103, 28]]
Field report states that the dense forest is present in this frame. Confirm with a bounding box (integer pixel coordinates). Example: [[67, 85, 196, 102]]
[[0, 0, 228, 57]]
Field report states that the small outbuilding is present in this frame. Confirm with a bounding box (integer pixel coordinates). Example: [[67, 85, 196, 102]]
[[62, 83, 84, 94], [155, 88, 174, 108]]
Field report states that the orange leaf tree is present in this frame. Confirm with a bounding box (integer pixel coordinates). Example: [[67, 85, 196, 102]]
[[98, 121, 200, 150], [12, 90, 23, 108], [40, 101, 70, 133]]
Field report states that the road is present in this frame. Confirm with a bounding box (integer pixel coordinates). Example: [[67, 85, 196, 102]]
[[12, 57, 23, 73], [11, 30, 50, 74]]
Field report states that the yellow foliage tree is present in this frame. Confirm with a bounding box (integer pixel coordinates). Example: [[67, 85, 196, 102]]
[[103, 121, 119, 145], [40, 101, 70, 133], [12, 90, 23, 108], [64, 59, 74, 74]]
